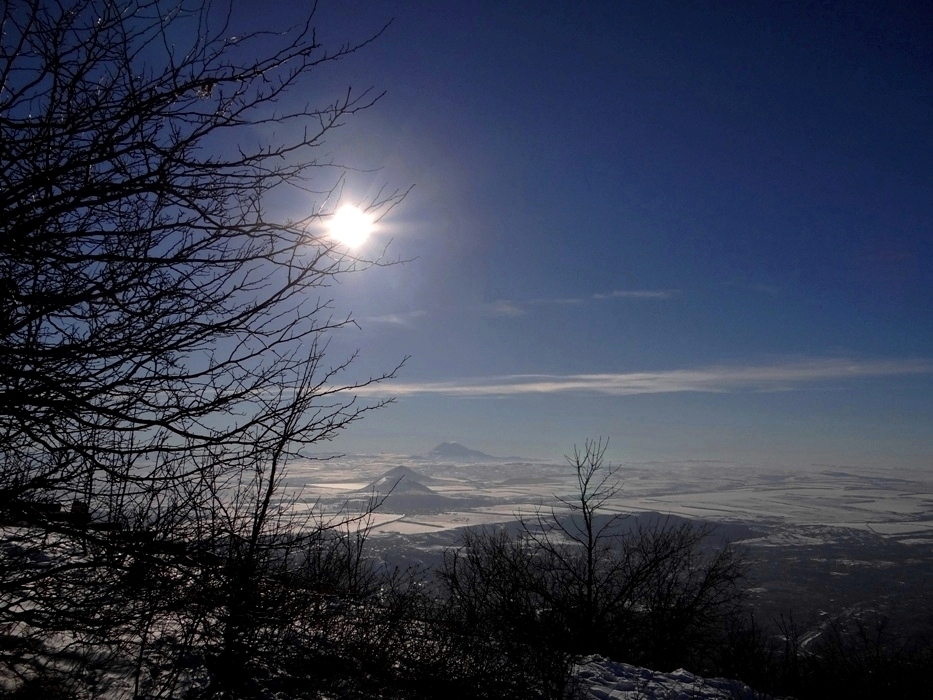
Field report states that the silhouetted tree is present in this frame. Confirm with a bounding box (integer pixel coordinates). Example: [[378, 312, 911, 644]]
[[440, 526, 577, 699], [0, 0, 405, 695], [440, 439, 746, 686]]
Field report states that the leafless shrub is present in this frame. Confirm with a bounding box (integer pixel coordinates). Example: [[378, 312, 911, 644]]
[[439, 439, 747, 693]]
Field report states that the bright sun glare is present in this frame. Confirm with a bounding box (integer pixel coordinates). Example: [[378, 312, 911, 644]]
[[327, 205, 374, 248]]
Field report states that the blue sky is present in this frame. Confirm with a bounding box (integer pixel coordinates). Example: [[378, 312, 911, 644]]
[[246, 1, 932, 466]]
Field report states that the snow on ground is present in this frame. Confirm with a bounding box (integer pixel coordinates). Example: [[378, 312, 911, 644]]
[[574, 656, 760, 700], [290, 455, 933, 543]]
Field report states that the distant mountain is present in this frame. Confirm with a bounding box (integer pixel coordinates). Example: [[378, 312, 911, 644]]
[[361, 466, 458, 514], [428, 442, 497, 461], [367, 466, 435, 494], [378, 464, 443, 485]]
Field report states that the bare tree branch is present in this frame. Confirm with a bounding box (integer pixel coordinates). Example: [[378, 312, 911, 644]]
[[0, 1, 407, 693]]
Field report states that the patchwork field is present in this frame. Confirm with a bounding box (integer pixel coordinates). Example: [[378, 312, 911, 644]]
[[282, 452, 933, 636], [286, 454, 933, 540]]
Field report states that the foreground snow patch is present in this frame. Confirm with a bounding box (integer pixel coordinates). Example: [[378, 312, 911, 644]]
[[574, 656, 758, 700]]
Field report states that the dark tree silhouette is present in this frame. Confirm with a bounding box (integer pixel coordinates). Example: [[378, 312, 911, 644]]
[[0, 1, 406, 695], [440, 439, 747, 688]]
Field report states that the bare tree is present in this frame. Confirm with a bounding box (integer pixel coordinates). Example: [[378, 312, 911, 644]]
[[440, 439, 747, 682], [0, 0, 406, 694], [440, 526, 577, 699], [621, 517, 746, 670], [521, 438, 629, 650]]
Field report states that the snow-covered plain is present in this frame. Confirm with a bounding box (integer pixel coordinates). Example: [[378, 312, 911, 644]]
[[286, 452, 933, 546]]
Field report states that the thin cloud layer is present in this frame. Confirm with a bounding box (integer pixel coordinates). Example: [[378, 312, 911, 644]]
[[354, 358, 932, 398], [592, 289, 678, 300], [485, 289, 677, 316], [364, 310, 428, 325]]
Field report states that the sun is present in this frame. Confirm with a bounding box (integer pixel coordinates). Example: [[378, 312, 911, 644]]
[[327, 205, 374, 248]]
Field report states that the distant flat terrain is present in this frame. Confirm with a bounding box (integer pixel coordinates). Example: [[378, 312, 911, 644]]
[[286, 455, 933, 541], [283, 454, 933, 635]]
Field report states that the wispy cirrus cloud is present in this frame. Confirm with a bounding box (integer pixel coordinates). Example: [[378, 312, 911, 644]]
[[486, 300, 526, 317], [592, 289, 678, 300], [364, 310, 428, 325], [352, 358, 932, 398], [485, 289, 677, 316]]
